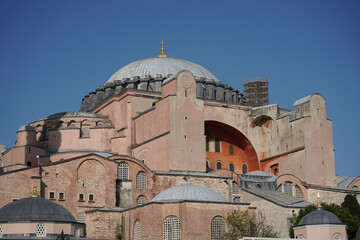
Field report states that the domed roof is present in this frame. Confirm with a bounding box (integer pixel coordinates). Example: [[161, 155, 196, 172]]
[[298, 208, 342, 226], [151, 183, 228, 203], [107, 57, 220, 83], [0, 197, 77, 223], [17, 124, 35, 132]]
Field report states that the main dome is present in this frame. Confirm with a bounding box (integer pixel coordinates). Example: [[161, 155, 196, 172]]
[[106, 57, 220, 83]]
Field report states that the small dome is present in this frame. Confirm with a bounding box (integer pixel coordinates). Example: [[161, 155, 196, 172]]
[[151, 183, 228, 203], [17, 125, 35, 132], [0, 197, 77, 223], [107, 57, 220, 83], [298, 208, 342, 226]]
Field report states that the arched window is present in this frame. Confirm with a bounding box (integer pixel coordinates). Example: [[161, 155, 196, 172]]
[[284, 182, 292, 196], [216, 161, 222, 170], [67, 120, 76, 128], [78, 212, 86, 223], [80, 120, 90, 138], [295, 185, 303, 198], [56, 121, 63, 129], [229, 163, 235, 172], [232, 181, 239, 194], [211, 216, 226, 240], [163, 216, 181, 240], [241, 163, 248, 174], [36, 223, 46, 237], [215, 137, 221, 152], [136, 195, 147, 206], [118, 162, 129, 180], [136, 171, 147, 189], [134, 220, 142, 240], [229, 144, 234, 155]]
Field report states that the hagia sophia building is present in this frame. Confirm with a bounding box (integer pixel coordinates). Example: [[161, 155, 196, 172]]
[[0, 38, 359, 240]]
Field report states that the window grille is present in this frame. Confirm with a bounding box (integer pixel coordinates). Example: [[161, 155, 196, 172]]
[[229, 144, 234, 155], [136, 195, 147, 206], [284, 182, 292, 196], [118, 162, 129, 180], [136, 171, 147, 189], [232, 182, 239, 194], [216, 161, 222, 170], [134, 220, 142, 240], [215, 137, 220, 152], [89, 194, 94, 202], [0, 225, 3, 238], [36, 224, 46, 237], [79, 193, 85, 201], [78, 212, 86, 223], [163, 216, 181, 240], [229, 163, 235, 172], [211, 216, 225, 240], [242, 163, 248, 174]]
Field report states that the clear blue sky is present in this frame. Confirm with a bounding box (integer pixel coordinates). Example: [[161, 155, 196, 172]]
[[0, 0, 359, 177]]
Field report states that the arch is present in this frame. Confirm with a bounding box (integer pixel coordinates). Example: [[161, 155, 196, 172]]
[[136, 195, 147, 206], [163, 216, 180, 240], [135, 148, 154, 166], [211, 216, 226, 240], [250, 115, 273, 128], [216, 161, 222, 170], [136, 171, 147, 189], [134, 220, 142, 240], [241, 163, 248, 174], [205, 120, 259, 173], [67, 120, 76, 128], [80, 119, 90, 138], [55, 121, 63, 129], [118, 162, 129, 180], [276, 174, 307, 199], [229, 163, 235, 172]]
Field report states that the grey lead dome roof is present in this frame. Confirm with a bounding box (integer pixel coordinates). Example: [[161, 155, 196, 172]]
[[107, 57, 220, 83], [0, 197, 77, 223], [151, 183, 228, 203], [298, 208, 342, 226]]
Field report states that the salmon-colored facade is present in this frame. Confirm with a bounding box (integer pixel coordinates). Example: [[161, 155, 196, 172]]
[[0, 52, 359, 239]]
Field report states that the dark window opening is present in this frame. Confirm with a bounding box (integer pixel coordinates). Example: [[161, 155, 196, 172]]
[[215, 137, 220, 152], [229, 144, 234, 155]]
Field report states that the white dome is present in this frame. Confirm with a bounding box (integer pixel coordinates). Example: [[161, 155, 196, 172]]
[[107, 57, 219, 83], [151, 184, 228, 203]]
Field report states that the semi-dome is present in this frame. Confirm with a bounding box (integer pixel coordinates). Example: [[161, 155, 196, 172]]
[[298, 207, 342, 226], [151, 183, 228, 203], [107, 57, 220, 83], [17, 124, 35, 132], [0, 197, 77, 223]]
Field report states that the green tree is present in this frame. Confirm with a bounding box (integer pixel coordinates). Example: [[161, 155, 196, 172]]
[[342, 194, 360, 219], [226, 210, 279, 240]]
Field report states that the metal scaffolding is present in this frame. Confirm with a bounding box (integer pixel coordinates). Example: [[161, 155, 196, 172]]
[[243, 77, 269, 107]]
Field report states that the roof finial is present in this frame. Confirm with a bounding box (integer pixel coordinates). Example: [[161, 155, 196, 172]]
[[317, 192, 322, 208], [158, 36, 168, 58], [31, 184, 39, 198]]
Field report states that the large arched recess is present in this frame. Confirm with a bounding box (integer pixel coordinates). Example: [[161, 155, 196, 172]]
[[205, 121, 259, 173]]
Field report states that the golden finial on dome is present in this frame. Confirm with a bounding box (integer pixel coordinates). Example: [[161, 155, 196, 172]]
[[158, 36, 168, 58], [31, 184, 39, 198], [317, 192, 322, 208]]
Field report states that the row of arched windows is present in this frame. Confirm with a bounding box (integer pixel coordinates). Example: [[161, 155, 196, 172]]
[[133, 215, 226, 240], [212, 161, 248, 174], [117, 162, 148, 190]]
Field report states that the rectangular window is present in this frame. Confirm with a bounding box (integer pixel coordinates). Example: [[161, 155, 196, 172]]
[[49, 191, 55, 200], [79, 193, 85, 202], [59, 192, 65, 201], [89, 194, 94, 202], [215, 137, 221, 152], [229, 144, 234, 155]]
